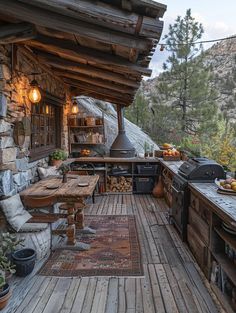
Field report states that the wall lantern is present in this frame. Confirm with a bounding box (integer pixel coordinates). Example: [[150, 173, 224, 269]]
[[71, 99, 79, 114], [28, 79, 41, 103]]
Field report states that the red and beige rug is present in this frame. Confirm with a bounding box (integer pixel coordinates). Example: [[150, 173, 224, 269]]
[[39, 215, 143, 277]]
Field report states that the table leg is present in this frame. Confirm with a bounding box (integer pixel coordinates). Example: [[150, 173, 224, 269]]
[[75, 200, 96, 234]]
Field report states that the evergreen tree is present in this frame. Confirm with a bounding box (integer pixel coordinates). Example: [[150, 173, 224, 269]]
[[157, 9, 218, 136]]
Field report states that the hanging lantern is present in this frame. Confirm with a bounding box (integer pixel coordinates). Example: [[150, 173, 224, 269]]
[[28, 79, 41, 103], [71, 100, 79, 114]]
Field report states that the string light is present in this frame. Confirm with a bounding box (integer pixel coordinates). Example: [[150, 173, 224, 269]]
[[158, 34, 236, 51]]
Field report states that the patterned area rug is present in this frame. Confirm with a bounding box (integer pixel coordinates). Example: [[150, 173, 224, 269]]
[[39, 215, 143, 277]]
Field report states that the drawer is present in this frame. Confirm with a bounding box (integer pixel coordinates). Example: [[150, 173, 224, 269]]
[[189, 206, 210, 245], [199, 200, 211, 225], [187, 224, 208, 269]]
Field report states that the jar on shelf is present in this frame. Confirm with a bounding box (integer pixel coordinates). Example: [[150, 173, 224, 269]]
[[69, 115, 78, 126], [86, 116, 96, 126]]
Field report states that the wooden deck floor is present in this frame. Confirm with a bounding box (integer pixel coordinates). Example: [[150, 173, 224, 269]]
[[3, 194, 225, 313]]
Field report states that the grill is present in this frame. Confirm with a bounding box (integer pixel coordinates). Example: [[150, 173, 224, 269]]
[[171, 157, 225, 241]]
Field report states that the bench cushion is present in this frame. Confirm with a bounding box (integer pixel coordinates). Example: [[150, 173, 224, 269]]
[[0, 194, 32, 232], [38, 166, 59, 180], [19, 222, 49, 232]]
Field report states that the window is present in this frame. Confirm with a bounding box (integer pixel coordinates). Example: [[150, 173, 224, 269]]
[[30, 97, 62, 160]]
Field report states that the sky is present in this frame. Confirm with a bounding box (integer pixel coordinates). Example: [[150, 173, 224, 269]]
[[149, 0, 236, 77]]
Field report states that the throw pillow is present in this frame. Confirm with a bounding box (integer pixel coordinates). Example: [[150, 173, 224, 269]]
[[38, 166, 59, 180], [0, 194, 32, 232]]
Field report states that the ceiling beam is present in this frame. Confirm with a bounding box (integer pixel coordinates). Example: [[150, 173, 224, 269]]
[[0, 0, 152, 51], [0, 22, 36, 44], [35, 51, 139, 88], [24, 35, 152, 77], [71, 87, 131, 106], [18, 0, 163, 39], [53, 69, 136, 95], [65, 78, 134, 104]]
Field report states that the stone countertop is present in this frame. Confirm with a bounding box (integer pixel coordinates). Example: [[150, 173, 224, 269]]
[[159, 159, 184, 175], [66, 157, 160, 163], [189, 182, 236, 224]]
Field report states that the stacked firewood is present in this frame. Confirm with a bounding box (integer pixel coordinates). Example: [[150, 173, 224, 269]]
[[107, 176, 132, 192]]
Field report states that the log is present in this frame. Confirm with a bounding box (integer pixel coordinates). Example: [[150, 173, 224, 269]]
[[18, 0, 164, 38], [25, 35, 151, 76], [0, 0, 152, 51], [53, 69, 136, 95], [65, 79, 134, 104], [35, 51, 139, 88], [0, 22, 36, 44]]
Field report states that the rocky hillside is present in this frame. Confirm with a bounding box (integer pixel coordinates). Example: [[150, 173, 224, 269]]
[[142, 37, 236, 120], [76, 96, 159, 155]]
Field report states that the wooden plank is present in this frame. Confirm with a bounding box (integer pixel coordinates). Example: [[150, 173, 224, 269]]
[[32, 278, 59, 313], [0, 0, 152, 51], [118, 278, 126, 313], [36, 51, 139, 88], [27, 35, 151, 76], [80, 278, 97, 313], [71, 277, 89, 313], [155, 264, 179, 313], [54, 69, 136, 95], [147, 264, 165, 313], [0, 22, 36, 44], [41, 278, 71, 313], [60, 278, 81, 313], [125, 278, 136, 313], [141, 264, 156, 313], [135, 278, 144, 313], [18, 0, 164, 38], [105, 278, 118, 313], [90, 278, 109, 313]]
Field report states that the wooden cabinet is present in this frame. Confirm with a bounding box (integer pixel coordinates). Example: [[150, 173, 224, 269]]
[[187, 187, 236, 313], [162, 167, 174, 207], [68, 114, 105, 156]]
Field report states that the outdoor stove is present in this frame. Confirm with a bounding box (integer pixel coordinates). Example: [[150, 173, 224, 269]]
[[110, 105, 135, 158], [171, 157, 225, 241]]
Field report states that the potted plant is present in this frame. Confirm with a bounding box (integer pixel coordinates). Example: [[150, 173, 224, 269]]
[[50, 149, 67, 167], [0, 271, 11, 310], [0, 232, 23, 279]]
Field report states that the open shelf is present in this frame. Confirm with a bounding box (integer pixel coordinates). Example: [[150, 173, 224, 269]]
[[212, 251, 236, 283], [69, 125, 103, 129], [214, 227, 236, 251]]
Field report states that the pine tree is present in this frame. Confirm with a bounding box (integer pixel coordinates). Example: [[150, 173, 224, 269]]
[[157, 9, 218, 136]]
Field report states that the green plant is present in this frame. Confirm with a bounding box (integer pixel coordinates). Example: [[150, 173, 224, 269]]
[[0, 233, 24, 277], [58, 163, 70, 175], [50, 149, 67, 161], [0, 271, 5, 290]]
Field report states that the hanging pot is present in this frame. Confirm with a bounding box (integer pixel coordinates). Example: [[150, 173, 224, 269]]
[[12, 248, 36, 277]]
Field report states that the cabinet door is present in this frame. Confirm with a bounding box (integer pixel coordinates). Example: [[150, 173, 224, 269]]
[[189, 206, 210, 245]]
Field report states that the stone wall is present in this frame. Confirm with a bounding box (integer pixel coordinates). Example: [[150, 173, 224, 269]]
[[0, 44, 71, 198]]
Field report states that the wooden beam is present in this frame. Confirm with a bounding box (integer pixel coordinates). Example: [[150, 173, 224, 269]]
[[24, 35, 152, 77], [71, 87, 131, 106], [0, 22, 36, 44], [35, 51, 140, 88], [53, 69, 136, 95], [18, 0, 164, 39], [64, 78, 134, 103], [0, 0, 152, 51]]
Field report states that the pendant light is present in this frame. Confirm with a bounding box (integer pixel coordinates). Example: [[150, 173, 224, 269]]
[[28, 79, 41, 103], [71, 99, 79, 114]]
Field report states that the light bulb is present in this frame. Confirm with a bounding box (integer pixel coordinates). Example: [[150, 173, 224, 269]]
[[71, 102, 79, 114], [28, 79, 41, 103]]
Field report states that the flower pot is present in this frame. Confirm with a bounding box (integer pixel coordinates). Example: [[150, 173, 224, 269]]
[[50, 159, 63, 167], [12, 248, 36, 277], [0, 284, 10, 310]]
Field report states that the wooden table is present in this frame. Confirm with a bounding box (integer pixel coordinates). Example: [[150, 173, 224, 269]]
[[20, 175, 99, 247]]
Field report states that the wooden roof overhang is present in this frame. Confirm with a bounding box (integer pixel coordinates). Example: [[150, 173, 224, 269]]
[[0, 0, 166, 106]]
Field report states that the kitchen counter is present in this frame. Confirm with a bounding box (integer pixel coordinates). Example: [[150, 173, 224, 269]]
[[189, 182, 236, 224], [67, 157, 160, 163], [159, 159, 184, 175]]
